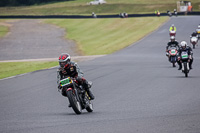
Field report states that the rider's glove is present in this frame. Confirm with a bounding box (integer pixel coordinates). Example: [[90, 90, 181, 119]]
[[58, 84, 61, 89]]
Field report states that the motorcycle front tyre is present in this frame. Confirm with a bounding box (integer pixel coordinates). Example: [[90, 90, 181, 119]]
[[67, 90, 82, 114], [184, 63, 188, 77]]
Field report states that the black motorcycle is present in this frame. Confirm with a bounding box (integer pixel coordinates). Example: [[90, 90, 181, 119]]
[[180, 52, 190, 77], [59, 77, 93, 114], [167, 46, 178, 67]]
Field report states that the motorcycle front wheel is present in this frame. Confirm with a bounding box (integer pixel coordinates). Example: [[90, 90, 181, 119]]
[[173, 62, 176, 67], [170, 56, 176, 67], [67, 90, 82, 114], [184, 63, 188, 77]]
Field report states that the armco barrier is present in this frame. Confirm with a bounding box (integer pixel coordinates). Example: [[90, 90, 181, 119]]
[[0, 12, 199, 19]]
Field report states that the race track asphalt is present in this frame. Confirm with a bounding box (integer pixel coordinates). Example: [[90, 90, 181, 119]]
[[0, 19, 79, 61], [0, 16, 200, 133]]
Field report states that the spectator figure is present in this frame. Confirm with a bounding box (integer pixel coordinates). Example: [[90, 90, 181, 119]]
[[157, 10, 160, 17], [92, 12, 97, 18], [124, 12, 128, 18], [167, 10, 172, 17], [119, 13, 124, 18], [155, 10, 157, 15], [174, 9, 177, 17]]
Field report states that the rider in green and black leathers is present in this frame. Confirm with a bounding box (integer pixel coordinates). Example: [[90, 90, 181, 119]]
[[57, 53, 95, 100], [177, 41, 193, 70]]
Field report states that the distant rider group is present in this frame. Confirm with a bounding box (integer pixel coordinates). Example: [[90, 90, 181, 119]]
[[165, 24, 199, 77]]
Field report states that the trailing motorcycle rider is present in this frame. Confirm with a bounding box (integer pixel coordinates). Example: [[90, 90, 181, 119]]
[[196, 25, 200, 39], [190, 32, 198, 47], [57, 53, 95, 104], [177, 41, 193, 70], [191, 32, 198, 37], [166, 36, 179, 60]]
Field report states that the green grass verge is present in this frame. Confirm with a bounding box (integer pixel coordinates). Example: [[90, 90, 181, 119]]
[[0, 0, 199, 15], [0, 61, 58, 79], [45, 17, 168, 55], [0, 20, 9, 38], [0, 25, 8, 38]]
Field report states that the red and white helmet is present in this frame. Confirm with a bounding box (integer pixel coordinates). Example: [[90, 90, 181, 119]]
[[58, 53, 71, 68]]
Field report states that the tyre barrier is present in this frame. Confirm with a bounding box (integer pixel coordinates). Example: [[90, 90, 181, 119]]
[[0, 12, 200, 19]]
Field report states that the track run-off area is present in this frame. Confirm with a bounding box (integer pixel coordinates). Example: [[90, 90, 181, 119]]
[[0, 16, 200, 133]]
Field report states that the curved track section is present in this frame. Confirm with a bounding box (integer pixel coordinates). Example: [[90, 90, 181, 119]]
[[0, 19, 78, 60], [0, 16, 200, 133]]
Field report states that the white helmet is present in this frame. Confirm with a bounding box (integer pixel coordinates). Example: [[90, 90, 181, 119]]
[[172, 24, 175, 27], [198, 25, 200, 29], [180, 41, 187, 48]]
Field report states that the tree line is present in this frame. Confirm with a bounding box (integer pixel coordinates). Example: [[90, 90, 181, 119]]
[[0, 0, 70, 7]]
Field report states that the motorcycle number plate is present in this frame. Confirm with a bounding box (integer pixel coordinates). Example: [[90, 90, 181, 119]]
[[60, 78, 71, 87], [181, 52, 188, 59], [171, 49, 176, 53]]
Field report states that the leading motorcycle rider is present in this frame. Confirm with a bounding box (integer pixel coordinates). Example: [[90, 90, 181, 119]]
[[57, 53, 95, 101], [177, 41, 193, 70], [166, 36, 179, 59]]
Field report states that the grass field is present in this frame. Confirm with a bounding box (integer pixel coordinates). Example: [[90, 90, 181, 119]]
[[45, 17, 168, 55], [0, 61, 58, 79], [0, 0, 199, 15], [0, 25, 8, 38], [0, 20, 9, 38]]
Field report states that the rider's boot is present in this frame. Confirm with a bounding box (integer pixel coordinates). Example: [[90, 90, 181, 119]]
[[85, 82, 95, 100], [177, 60, 182, 70], [178, 65, 182, 70], [82, 79, 95, 100], [189, 64, 192, 69]]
